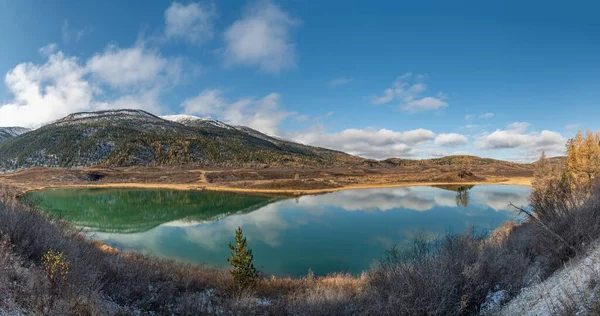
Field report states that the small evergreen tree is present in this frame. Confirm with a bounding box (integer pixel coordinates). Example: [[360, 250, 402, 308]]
[[227, 227, 259, 289]]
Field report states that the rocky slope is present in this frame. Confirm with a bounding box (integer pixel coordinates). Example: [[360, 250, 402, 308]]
[[0, 110, 363, 171]]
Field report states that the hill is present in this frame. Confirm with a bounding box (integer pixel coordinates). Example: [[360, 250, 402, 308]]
[[0, 110, 363, 171], [0, 127, 30, 143]]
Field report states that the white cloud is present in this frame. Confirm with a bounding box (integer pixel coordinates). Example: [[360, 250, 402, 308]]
[[87, 44, 179, 88], [291, 127, 436, 159], [328, 77, 353, 86], [94, 89, 163, 114], [0, 44, 180, 128], [39, 43, 58, 56], [182, 89, 227, 116], [465, 114, 474, 120], [402, 96, 448, 112], [182, 89, 290, 135], [0, 51, 94, 127], [165, 2, 216, 45], [472, 190, 529, 211], [223, 1, 298, 73], [299, 187, 435, 212], [370, 73, 448, 112], [475, 122, 566, 157], [434, 133, 469, 147]]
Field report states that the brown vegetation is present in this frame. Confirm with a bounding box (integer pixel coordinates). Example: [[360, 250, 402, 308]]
[[2, 142, 600, 314], [0, 155, 533, 196]]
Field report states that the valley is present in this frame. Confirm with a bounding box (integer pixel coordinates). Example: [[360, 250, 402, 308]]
[[0, 109, 535, 196], [1, 164, 532, 197]]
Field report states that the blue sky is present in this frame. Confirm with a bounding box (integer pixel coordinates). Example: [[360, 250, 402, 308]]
[[0, 0, 598, 161]]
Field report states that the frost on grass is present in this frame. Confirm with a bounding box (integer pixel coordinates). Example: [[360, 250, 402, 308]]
[[500, 243, 600, 316]]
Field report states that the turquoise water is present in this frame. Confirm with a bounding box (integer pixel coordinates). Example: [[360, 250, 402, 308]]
[[24, 185, 530, 277]]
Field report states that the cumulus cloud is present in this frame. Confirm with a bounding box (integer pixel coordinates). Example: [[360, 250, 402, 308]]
[[328, 77, 353, 86], [87, 44, 180, 88], [475, 122, 567, 157], [94, 89, 163, 114], [299, 187, 436, 212], [165, 2, 216, 45], [182, 89, 290, 135], [434, 133, 469, 147], [0, 50, 94, 127], [0, 44, 180, 127], [291, 127, 436, 159], [403, 97, 448, 112], [370, 73, 448, 112], [223, 1, 298, 73]]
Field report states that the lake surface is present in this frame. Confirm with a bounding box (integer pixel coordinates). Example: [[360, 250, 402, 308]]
[[23, 185, 530, 277]]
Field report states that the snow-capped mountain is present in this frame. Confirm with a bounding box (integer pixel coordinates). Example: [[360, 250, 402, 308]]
[[160, 115, 235, 130], [0, 109, 360, 171]]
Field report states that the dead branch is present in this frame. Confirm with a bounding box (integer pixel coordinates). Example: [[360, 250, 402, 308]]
[[509, 202, 577, 254]]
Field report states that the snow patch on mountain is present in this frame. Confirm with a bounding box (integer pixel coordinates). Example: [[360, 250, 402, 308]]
[[53, 109, 164, 126], [0, 127, 31, 142], [160, 115, 235, 130], [0, 127, 30, 137]]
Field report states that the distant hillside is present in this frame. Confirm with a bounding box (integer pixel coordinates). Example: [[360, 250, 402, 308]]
[[0, 110, 363, 171], [0, 127, 30, 143], [0, 110, 540, 174], [376, 155, 534, 177], [382, 155, 528, 167]]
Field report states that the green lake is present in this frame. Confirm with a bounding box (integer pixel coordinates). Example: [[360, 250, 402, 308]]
[[22, 185, 530, 277]]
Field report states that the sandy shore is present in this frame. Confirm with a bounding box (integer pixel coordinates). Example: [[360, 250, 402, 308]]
[[19, 176, 532, 196]]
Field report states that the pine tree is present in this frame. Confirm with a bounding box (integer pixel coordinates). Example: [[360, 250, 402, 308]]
[[227, 227, 259, 289]]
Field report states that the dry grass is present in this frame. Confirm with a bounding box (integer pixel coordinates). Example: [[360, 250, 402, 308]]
[[2, 175, 599, 315], [0, 160, 533, 195]]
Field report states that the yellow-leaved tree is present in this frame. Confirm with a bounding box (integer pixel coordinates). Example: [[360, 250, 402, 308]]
[[566, 130, 600, 189]]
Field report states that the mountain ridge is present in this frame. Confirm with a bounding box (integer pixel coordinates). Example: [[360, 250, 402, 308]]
[[0, 109, 362, 171], [0, 109, 538, 172], [0, 127, 30, 143]]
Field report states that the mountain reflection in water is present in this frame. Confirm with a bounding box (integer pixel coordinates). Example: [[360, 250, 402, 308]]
[[24, 185, 530, 277]]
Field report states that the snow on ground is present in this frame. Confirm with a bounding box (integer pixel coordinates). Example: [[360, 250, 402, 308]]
[[160, 114, 203, 122], [0, 127, 30, 136], [498, 243, 600, 315], [52, 110, 163, 126], [161, 115, 235, 130]]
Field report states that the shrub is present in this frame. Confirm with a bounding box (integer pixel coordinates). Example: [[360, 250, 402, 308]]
[[42, 249, 70, 287]]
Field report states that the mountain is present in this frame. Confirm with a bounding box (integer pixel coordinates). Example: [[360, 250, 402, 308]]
[[0, 109, 363, 171], [0, 127, 30, 143], [161, 115, 342, 159]]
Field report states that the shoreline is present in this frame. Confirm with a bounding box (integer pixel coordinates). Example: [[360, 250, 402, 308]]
[[18, 177, 533, 197]]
